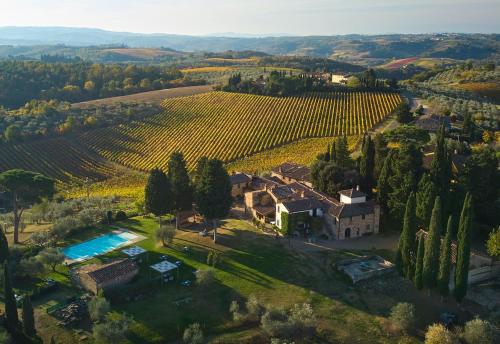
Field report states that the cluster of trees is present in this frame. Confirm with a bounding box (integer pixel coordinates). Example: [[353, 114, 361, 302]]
[[1, 230, 42, 343], [0, 100, 162, 143], [0, 61, 201, 109], [311, 135, 360, 196], [144, 152, 232, 242], [218, 71, 328, 97]]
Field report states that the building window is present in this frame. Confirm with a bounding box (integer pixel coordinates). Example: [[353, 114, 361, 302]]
[[349, 216, 353, 223], [366, 224, 371, 231], [362, 214, 365, 220], [356, 229, 360, 236]]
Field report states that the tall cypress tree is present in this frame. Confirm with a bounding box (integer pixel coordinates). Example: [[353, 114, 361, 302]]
[[397, 192, 417, 279], [454, 193, 473, 302], [373, 133, 387, 180], [0, 226, 9, 264], [324, 143, 331, 162], [360, 135, 375, 196], [377, 150, 395, 212], [168, 152, 193, 229], [22, 295, 36, 337], [330, 141, 336, 163], [437, 215, 454, 296], [430, 124, 452, 215], [422, 197, 442, 289], [144, 168, 172, 228], [416, 173, 437, 230], [4, 262, 19, 331], [414, 234, 425, 290]]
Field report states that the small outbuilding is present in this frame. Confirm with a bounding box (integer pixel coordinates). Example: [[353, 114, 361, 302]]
[[150, 260, 179, 282], [74, 259, 139, 294]]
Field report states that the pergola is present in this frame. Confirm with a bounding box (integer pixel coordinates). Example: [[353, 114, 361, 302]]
[[121, 246, 148, 262], [150, 260, 179, 282]]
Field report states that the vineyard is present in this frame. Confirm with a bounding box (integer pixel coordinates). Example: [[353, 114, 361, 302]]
[[78, 91, 401, 171], [0, 138, 116, 183]]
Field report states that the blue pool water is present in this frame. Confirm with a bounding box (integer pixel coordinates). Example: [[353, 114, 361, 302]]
[[63, 231, 137, 261]]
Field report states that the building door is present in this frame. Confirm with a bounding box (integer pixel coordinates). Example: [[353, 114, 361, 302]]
[[345, 228, 351, 238]]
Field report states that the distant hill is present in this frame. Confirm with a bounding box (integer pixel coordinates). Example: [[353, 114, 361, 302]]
[[0, 27, 498, 61]]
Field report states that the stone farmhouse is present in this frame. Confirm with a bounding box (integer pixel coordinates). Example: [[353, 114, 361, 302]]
[[73, 259, 139, 294], [243, 163, 380, 240]]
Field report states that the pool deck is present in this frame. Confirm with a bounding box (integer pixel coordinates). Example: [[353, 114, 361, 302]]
[[64, 228, 146, 265]]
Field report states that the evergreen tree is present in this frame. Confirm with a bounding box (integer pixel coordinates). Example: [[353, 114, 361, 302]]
[[168, 152, 193, 229], [195, 159, 232, 242], [324, 143, 331, 162], [0, 226, 9, 264], [398, 192, 417, 279], [414, 234, 425, 289], [334, 135, 350, 168], [422, 197, 442, 289], [144, 168, 172, 228], [454, 193, 473, 302], [437, 216, 454, 296], [360, 135, 375, 196], [430, 124, 452, 215], [330, 141, 336, 163], [416, 173, 437, 229], [22, 295, 36, 338], [462, 110, 473, 138], [377, 150, 395, 212], [373, 133, 387, 180], [4, 262, 19, 331]]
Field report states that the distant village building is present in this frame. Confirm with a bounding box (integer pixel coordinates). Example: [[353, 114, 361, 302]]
[[331, 74, 349, 84], [245, 163, 380, 240], [74, 259, 139, 294]]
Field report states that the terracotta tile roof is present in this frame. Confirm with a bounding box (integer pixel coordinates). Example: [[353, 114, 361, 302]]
[[272, 162, 311, 183], [230, 173, 251, 185], [414, 114, 451, 131], [329, 200, 376, 218], [339, 188, 366, 198], [282, 197, 323, 213], [85, 259, 139, 284]]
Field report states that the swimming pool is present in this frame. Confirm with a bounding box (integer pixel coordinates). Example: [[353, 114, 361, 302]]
[[63, 231, 139, 262]]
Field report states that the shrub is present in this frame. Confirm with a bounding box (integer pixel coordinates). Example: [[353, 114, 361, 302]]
[[93, 313, 132, 344], [115, 211, 127, 221], [155, 225, 175, 247], [288, 303, 316, 333], [246, 294, 264, 319], [261, 308, 294, 338], [424, 324, 456, 344], [183, 323, 204, 344], [51, 216, 83, 239], [463, 318, 494, 344], [389, 302, 416, 333], [17, 257, 45, 278], [229, 300, 243, 321], [29, 231, 53, 248], [38, 247, 65, 272], [196, 269, 215, 287], [88, 296, 111, 322]]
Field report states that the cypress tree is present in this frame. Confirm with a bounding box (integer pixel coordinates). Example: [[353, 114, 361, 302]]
[[394, 248, 403, 276], [4, 262, 19, 331], [437, 215, 454, 296], [168, 152, 193, 229], [360, 135, 375, 196], [325, 143, 331, 162], [377, 150, 395, 212], [398, 192, 417, 280], [416, 173, 437, 229], [144, 168, 172, 228], [454, 193, 473, 302], [414, 234, 425, 290], [422, 197, 442, 289], [0, 226, 9, 264], [22, 295, 36, 337], [430, 124, 452, 214], [330, 141, 336, 163], [373, 133, 387, 180]]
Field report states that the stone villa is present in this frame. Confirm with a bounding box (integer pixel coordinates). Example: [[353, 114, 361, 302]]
[[242, 162, 380, 240]]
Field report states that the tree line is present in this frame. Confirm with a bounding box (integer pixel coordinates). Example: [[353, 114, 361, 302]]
[[144, 152, 233, 243], [0, 61, 204, 109]]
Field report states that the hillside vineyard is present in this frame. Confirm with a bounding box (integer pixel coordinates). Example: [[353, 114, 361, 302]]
[[79, 91, 401, 171]]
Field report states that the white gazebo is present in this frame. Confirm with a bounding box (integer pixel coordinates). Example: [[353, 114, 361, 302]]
[[122, 246, 148, 262], [150, 260, 178, 282]]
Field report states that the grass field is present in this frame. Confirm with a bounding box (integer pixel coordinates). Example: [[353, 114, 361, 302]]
[[102, 48, 182, 59], [72, 85, 213, 108], [27, 216, 431, 343]]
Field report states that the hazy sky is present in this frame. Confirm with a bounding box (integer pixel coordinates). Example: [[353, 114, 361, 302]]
[[1, 0, 499, 35]]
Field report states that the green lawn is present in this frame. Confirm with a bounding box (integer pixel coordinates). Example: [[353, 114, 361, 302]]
[[31, 216, 432, 343]]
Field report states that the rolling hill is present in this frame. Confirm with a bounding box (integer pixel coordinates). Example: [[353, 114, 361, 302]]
[[0, 91, 401, 184]]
